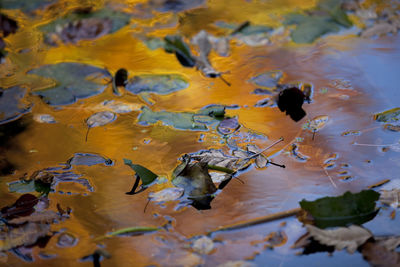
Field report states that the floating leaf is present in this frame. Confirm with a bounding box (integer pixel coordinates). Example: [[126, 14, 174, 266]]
[[164, 35, 196, 67], [361, 240, 400, 267], [40, 8, 131, 45], [124, 159, 158, 194], [148, 188, 184, 202], [125, 74, 189, 95], [1, 0, 57, 13], [66, 153, 113, 167], [138, 105, 225, 131], [112, 68, 128, 96], [217, 117, 240, 135], [249, 70, 283, 90], [29, 62, 111, 106], [0, 222, 50, 251], [0, 87, 31, 125], [192, 236, 214, 254], [374, 108, 400, 123], [172, 156, 217, 210], [191, 149, 249, 171], [0, 194, 38, 221], [384, 124, 400, 132], [306, 224, 372, 254], [8, 210, 60, 225], [299, 190, 380, 228], [303, 115, 329, 132], [380, 189, 400, 208], [361, 23, 398, 38], [33, 114, 56, 124], [192, 30, 221, 78], [57, 233, 77, 247], [278, 87, 307, 122], [85, 111, 116, 141]]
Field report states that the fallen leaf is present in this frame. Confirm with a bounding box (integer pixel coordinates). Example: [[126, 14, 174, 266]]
[[0, 194, 38, 221], [299, 190, 380, 228], [306, 224, 372, 254], [8, 210, 60, 225], [124, 159, 158, 194], [278, 87, 307, 122], [29, 62, 111, 106], [0, 222, 51, 251], [33, 114, 56, 124], [148, 187, 184, 202], [303, 115, 329, 132], [164, 35, 196, 67], [192, 30, 221, 78], [217, 117, 240, 135], [380, 189, 400, 208], [384, 124, 400, 132], [191, 236, 214, 254], [66, 153, 113, 167], [361, 23, 398, 38], [99, 100, 140, 114], [190, 149, 250, 171], [125, 74, 189, 95], [361, 241, 400, 267], [374, 108, 400, 123], [57, 233, 77, 247], [249, 70, 283, 90], [0, 87, 31, 125], [86, 111, 117, 141]]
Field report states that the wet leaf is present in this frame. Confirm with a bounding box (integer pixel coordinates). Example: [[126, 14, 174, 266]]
[[112, 68, 128, 96], [66, 153, 113, 167], [255, 155, 268, 168], [217, 117, 240, 135], [99, 100, 141, 114], [384, 124, 400, 132], [249, 70, 283, 89], [138, 105, 225, 131], [374, 107, 400, 123], [278, 87, 307, 122], [1, 0, 57, 13], [0, 222, 50, 251], [172, 157, 217, 210], [361, 23, 398, 38], [380, 189, 400, 208], [0, 87, 31, 125], [306, 224, 372, 254], [0, 194, 38, 221], [124, 159, 158, 188], [191, 149, 249, 171], [125, 74, 189, 95], [0, 14, 18, 37], [29, 62, 111, 106], [8, 210, 60, 225], [361, 241, 400, 267], [192, 30, 221, 78], [164, 35, 196, 67], [8, 180, 37, 194], [40, 8, 131, 45], [33, 114, 56, 124], [57, 233, 77, 247], [192, 236, 214, 254], [106, 226, 159, 237], [299, 190, 380, 228], [303, 115, 329, 132], [148, 187, 184, 202], [86, 111, 117, 141]]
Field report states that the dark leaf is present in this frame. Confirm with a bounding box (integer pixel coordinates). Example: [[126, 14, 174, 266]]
[[125, 74, 189, 95], [277, 87, 307, 122], [112, 68, 128, 96], [299, 190, 380, 228], [29, 62, 111, 106], [1, 194, 38, 221], [164, 35, 196, 67], [123, 159, 158, 186], [0, 14, 18, 37]]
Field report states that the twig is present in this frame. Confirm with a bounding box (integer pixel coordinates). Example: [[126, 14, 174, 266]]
[[230, 21, 250, 35], [268, 161, 286, 168], [207, 164, 235, 174], [353, 142, 397, 147], [208, 207, 301, 234], [245, 137, 284, 160], [85, 127, 90, 142], [323, 167, 337, 188], [219, 75, 231, 86]]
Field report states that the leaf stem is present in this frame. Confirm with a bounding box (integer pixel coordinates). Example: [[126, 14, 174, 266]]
[[207, 164, 235, 174]]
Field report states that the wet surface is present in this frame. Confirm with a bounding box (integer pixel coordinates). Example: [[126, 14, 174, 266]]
[[1, 0, 400, 266]]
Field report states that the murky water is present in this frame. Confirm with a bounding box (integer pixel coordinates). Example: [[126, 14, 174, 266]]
[[1, 0, 400, 266]]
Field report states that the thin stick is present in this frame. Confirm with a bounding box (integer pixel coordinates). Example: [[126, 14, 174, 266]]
[[323, 167, 337, 188], [219, 75, 231, 86], [208, 207, 301, 234], [268, 161, 286, 168], [245, 137, 284, 160], [144, 199, 151, 213], [312, 130, 316, 141], [85, 127, 90, 142], [230, 21, 250, 35], [353, 142, 396, 147]]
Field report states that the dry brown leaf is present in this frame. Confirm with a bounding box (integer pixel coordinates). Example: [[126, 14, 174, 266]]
[[0, 222, 50, 251], [255, 155, 268, 168], [8, 210, 60, 225], [191, 149, 250, 171], [306, 224, 372, 254]]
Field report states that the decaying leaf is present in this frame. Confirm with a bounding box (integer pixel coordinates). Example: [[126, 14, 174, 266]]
[[164, 35, 196, 67], [303, 115, 329, 133], [33, 114, 56, 124], [299, 190, 380, 228], [380, 189, 400, 208], [125, 74, 189, 95], [0, 194, 38, 220], [148, 187, 184, 202], [190, 149, 249, 171], [29, 62, 111, 106], [306, 224, 372, 254], [192, 30, 222, 78], [8, 210, 60, 225], [191, 236, 214, 254], [249, 70, 283, 90], [0, 222, 51, 251], [57, 233, 77, 247], [217, 117, 240, 135], [374, 108, 400, 123], [97, 100, 141, 114]]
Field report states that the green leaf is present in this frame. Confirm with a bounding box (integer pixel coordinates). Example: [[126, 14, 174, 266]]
[[290, 16, 340, 44], [300, 190, 380, 228], [374, 108, 400, 123], [164, 35, 196, 67], [123, 159, 158, 186], [197, 105, 226, 118], [29, 62, 111, 105], [40, 8, 131, 36], [0, 86, 31, 125], [125, 74, 189, 95], [8, 180, 51, 195]]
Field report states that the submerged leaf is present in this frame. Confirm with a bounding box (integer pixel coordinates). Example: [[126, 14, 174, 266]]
[[300, 190, 380, 228], [123, 159, 158, 186], [86, 111, 116, 128], [249, 70, 283, 89], [306, 224, 372, 254], [126, 74, 189, 95], [149, 188, 184, 202], [1, 0, 57, 13], [29, 63, 111, 106]]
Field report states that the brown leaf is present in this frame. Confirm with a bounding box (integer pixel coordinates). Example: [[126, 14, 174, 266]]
[[306, 224, 372, 254], [0, 222, 51, 251], [0, 194, 38, 221], [191, 149, 250, 171], [361, 241, 400, 267], [8, 211, 60, 225], [255, 155, 268, 168]]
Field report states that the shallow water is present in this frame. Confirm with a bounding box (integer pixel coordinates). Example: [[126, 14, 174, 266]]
[[1, 0, 400, 266]]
